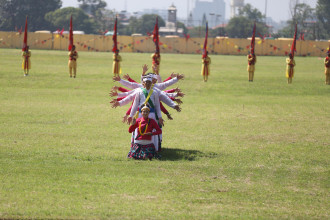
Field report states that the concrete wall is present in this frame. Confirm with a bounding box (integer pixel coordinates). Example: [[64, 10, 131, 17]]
[[0, 31, 328, 57]]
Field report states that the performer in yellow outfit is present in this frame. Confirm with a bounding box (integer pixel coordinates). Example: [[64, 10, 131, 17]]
[[151, 52, 160, 74], [201, 52, 211, 82], [113, 50, 122, 76], [247, 52, 257, 82], [286, 53, 295, 84], [22, 46, 31, 76], [324, 52, 330, 85], [68, 45, 78, 78]]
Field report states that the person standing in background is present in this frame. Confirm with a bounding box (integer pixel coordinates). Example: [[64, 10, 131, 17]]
[[324, 52, 330, 85], [22, 46, 31, 76], [68, 45, 78, 78], [247, 51, 257, 82], [286, 53, 295, 84]]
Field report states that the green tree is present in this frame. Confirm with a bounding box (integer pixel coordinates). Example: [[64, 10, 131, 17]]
[[177, 21, 187, 34], [316, 0, 330, 39], [45, 7, 99, 34], [238, 3, 264, 22], [187, 26, 203, 38], [225, 4, 268, 38], [186, 26, 220, 38], [225, 16, 251, 38], [120, 16, 141, 35], [98, 9, 115, 33], [277, 3, 318, 40], [275, 26, 292, 38], [0, 0, 62, 31], [77, 0, 108, 32], [78, 0, 106, 15], [120, 14, 165, 36]]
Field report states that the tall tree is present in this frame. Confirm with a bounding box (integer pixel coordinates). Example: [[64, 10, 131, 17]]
[[0, 0, 62, 31], [78, 0, 107, 31], [238, 3, 264, 22], [45, 7, 99, 34], [316, 0, 330, 39], [225, 4, 268, 38], [277, 3, 317, 40], [121, 14, 165, 36], [78, 0, 106, 16]]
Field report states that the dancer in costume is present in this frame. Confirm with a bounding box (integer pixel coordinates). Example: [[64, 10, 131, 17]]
[[111, 73, 183, 116], [128, 76, 163, 152], [248, 21, 257, 82], [111, 83, 182, 123], [22, 46, 31, 76], [151, 52, 160, 75], [324, 52, 330, 85], [201, 51, 211, 82], [68, 45, 78, 78], [110, 65, 183, 125], [247, 52, 257, 82], [286, 53, 295, 84], [113, 49, 122, 76], [127, 103, 162, 160], [110, 66, 184, 157]]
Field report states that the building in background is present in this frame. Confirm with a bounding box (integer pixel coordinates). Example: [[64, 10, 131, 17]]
[[191, 0, 226, 27], [159, 4, 184, 36], [230, 0, 244, 18]]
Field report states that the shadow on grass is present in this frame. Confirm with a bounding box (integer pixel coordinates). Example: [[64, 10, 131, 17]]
[[160, 148, 218, 161]]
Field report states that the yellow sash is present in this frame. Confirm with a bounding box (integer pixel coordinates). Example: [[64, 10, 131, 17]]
[[134, 86, 154, 119]]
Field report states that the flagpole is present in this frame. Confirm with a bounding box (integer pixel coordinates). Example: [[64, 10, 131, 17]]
[[68, 15, 73, 51], [22, 16, 28, 51], [290, 23, 297, 58]]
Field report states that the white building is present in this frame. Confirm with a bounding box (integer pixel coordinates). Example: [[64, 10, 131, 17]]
[[191, 0, 226, 27]]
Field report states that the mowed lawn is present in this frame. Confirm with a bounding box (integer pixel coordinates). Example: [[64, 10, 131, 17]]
[[0, 48, 329, 219]]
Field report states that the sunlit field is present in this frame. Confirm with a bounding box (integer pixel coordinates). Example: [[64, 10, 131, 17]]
[[0, 48, 329, 219]]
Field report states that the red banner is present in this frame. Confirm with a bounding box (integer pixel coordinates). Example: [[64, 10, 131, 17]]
[[112, 16, 118, 52], [152, 16, 159, 53], [250, 21, 256, 54], [68, 15, 73, 51], [202, 22, 208, 58], [22, 16, 28, 51], [290, 23, 297, 58]]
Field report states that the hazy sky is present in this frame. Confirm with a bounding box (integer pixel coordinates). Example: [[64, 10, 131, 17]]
[[62, 0, 318, 23]]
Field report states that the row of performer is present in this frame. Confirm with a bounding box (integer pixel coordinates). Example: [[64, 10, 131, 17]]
[[202, 51, 330, 85], [21, 46, 330, 85]]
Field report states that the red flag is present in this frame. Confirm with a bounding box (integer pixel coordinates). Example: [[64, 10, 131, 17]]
[[22, 16, 28, 51], [183, 33, 190, 41], [153, 16, 159, 53], [16, 26, 23, 35], [202, 22, 208, 58], [250, 21, 256, 54], [68, 15, 73, 51], [290, 23, 297, 58], [112, 16, 118, 52]]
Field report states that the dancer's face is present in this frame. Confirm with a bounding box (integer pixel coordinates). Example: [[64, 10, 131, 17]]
[[145, 81, 152, 90], [141, 109, 149, 119]]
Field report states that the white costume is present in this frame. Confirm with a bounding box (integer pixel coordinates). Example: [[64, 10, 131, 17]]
[[119, 77, 178, 91], [130, 86, 162, 151], [117, 76, 181, 152]]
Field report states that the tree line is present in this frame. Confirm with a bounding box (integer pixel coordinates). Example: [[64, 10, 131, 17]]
[[0, 0, 329, 40]]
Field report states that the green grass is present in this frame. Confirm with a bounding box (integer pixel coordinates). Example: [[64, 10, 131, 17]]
[[0, 49, 329, 219]]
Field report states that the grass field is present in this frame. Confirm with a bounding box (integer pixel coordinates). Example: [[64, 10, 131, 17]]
[[0, 48, 329, 219]]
